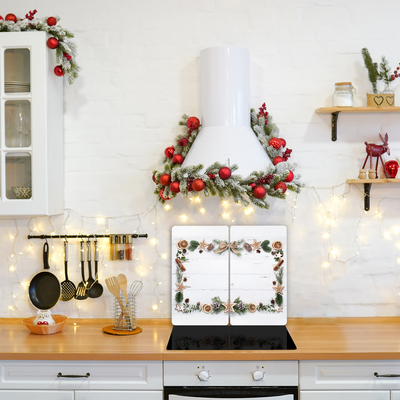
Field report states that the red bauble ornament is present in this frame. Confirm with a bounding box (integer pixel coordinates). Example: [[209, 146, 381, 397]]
[[280, 138, 286, 148], [54, 65, 64, 77], [268, 137, 282, 150], [172, 153, 184, 164], [385, 160, 399, 178], [253, 186, 267, 199], [219, 167, 231, 180], [249, 182, 256, 188], [164, 146, 175, 158], [285, 170, 294, 182], [274, 182, 287, 194], [273, 156, 283, 165], [159, 174, 171, 186], [152, 174, 158, 184], [192, 179, 205, 192], [0, 16, 4, 21], [159, 189, 171, 201], [5, 13, 17, 23], [186, 116, 200, 131], [63, 52, 72, 61], [169, 181, 181, 193], [47, 16, 57, 26], [46, 37, 59, 49]]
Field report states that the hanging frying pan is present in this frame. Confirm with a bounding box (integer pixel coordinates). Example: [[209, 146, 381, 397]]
[[28, 242, 61, 310]]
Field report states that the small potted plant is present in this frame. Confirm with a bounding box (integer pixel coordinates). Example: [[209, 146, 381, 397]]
[[361, 47, 398, 107]]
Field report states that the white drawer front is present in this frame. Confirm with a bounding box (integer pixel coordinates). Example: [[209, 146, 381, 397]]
[[76, 390, 163, 400], [0, 391, 74, 400], [300, 361, 400, 390], [392, 391, 400, 400], [300, 391, 390, 400], [164, 361, 298, 386], [0, 361, 162, 390]]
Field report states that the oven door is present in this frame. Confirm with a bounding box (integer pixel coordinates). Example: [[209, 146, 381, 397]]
[[164, 387, 298, 400]]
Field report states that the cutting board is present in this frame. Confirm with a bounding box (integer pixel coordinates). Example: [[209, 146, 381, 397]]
[[171, 225, 287, 326]]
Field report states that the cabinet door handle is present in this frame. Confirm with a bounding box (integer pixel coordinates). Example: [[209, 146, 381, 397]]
[[374, 372, 400, 378], [57, 372, 90, 378]]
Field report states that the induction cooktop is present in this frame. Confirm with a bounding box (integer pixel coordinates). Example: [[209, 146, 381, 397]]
[[166, 325, 296, 350]]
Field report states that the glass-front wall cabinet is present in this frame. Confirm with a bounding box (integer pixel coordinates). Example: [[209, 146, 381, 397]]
[[0, 32, 63, 215]]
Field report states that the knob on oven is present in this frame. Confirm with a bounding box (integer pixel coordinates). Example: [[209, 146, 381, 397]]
[[252, 370, 264, 381], [197, 370, 211, 381]]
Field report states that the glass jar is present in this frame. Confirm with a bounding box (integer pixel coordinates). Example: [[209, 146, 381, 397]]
[[117, 234, 125, 260], [333, 82, 355, 107], [109, 234, 117, 261], [125, 235, 133, 261]]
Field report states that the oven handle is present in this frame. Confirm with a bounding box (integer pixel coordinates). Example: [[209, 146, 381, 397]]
[[374, 372, 400, 378]]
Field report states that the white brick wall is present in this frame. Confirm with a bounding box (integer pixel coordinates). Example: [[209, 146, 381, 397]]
[[2, 0, 400, 319]]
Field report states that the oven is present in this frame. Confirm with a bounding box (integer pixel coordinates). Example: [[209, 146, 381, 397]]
[[164, 361, 298, 400]]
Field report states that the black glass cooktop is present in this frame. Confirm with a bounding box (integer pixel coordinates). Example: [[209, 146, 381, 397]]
[[166, 325, 296, 350]]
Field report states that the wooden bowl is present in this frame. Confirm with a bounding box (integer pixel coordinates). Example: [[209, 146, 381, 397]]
[[22, 315, 67, 335]]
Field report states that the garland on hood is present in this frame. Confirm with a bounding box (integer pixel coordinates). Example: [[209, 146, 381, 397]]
[[152, 103, 304, 209], [0, 10, 79, 84]]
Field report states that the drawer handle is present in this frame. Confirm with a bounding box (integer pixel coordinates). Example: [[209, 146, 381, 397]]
[[57, 373, 90, 379], [374, 372, 400, 378]]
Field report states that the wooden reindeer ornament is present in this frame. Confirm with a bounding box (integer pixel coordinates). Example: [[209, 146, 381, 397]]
[[362, 133, 390, 178]]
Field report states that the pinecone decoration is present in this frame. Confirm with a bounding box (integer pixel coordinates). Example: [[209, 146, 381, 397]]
[[238, 302, 246, 311], [268, 137, 282, 150], [244, 242, 252, 252], [185, 298, 190, 303], [207, 243, 214, 251], [256, 174, 274, 185], [207, 173, 215, 180], [187, 177, 194, 191], [212, 302, 220, 310], [270, 299, 275, 305]]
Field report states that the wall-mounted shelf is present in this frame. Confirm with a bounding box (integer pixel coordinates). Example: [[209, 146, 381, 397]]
[[347, 178, 400, 211], [315, 107, 400, 141]]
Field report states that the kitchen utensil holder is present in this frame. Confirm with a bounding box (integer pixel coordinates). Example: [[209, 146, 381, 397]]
[[113, 293, 136, 331]]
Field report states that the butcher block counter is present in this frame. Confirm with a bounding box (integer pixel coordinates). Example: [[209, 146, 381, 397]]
[[1, 317, 400, 361]]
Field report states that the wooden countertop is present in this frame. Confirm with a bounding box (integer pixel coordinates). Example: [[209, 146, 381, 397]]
[[1, 317, 400, 361]]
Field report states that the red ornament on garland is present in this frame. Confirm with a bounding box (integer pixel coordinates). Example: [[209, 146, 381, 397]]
[[207, 173, 215, 180], [187, 116, 200, 131], [172, 153, 184, 164], [253, 186, 267, 199], [285, 170, 294, 182], [384, 160, 399, 178], [273, 156, 283, 165], [274, 182, 287, 194], [164, 146, 175, 158], [63, 52, 72, 61], [47, 16, 57, 26], [192, 179, 205, 192], [152, 174, 158, 184], [54, 65, 64, 77], [5, 13, 17, 23], [280, 138, 286, 148], [169, 181, 181, 193], [159, 189, 171, 201], [0, 16, 4, 21], [249, 182, 256, 189], [159, 174, 171, 186], [46, 37, 59, 49], [268, 137, 282, 150], [219, 167, 231, 180]]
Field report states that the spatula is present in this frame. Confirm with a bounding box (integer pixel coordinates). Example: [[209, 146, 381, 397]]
[[117, 274, 128, 302], [105, 276, 130, 326], [60, 241, 76, 301]]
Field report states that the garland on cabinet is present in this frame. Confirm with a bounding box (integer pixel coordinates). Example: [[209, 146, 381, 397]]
[[152, 103, 304, 210], [0, 10, 79, 84]]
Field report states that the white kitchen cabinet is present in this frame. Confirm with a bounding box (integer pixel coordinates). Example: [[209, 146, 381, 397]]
[[76, 391, 163, 400], [300, 391, 390, 400], [0, 391, 73, 400], [392, 391, 400, 399], [0, 31, 63, 215]]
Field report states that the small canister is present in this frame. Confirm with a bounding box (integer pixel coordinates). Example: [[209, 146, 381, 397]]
[[333, 82, 355, 107], [109, 234, 117, 261], [117, 234, 125, 260]]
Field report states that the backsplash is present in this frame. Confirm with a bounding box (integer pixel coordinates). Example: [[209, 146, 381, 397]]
[[2, 0, 400, 319]]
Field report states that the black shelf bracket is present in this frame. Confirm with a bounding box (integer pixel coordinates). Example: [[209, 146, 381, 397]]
[[331, 111, 341, 141], [364, 183, 372, 211]]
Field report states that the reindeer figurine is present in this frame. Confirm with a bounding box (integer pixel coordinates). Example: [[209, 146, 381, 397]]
[[362, 133, 390, 179]]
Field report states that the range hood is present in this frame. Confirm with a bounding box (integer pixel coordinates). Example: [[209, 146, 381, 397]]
[[182, 47, 272, 176]]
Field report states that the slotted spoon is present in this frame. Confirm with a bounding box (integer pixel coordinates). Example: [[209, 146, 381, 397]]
[[60, 241, 76, 301]]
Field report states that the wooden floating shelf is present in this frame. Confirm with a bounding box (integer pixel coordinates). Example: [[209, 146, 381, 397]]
[[315, 107, 400, 141], [346, 178, 400, 211]]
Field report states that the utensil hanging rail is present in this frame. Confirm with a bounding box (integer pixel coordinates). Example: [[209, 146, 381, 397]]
[[27, 234, 148, 239]]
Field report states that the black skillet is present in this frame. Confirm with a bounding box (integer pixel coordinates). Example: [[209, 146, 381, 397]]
[[28, 242, 61, 310]]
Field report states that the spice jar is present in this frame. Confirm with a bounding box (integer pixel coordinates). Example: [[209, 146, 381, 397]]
[[333, 82, 355, 107], [125, 235, 133, 260], [109, 234, 117, 261], [117, 234, 125, 260]]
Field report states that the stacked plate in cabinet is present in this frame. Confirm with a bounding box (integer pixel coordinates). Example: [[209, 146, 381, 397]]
[[5, 81, 30, 93]]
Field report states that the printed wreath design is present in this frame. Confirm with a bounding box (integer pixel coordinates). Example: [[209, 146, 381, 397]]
[[174, 238, 284, 314], [153, 103, 304, 209]]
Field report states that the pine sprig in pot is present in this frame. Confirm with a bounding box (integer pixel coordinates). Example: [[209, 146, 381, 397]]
[[361, 48, 379, 93]]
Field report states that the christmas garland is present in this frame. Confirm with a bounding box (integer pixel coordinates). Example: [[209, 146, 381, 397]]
[[153, 103, 304, 209], [174, 237, 284, 314], [0, 11, 78, 84]]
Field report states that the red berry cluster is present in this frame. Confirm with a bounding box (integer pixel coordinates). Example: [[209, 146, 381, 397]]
[[258, 102, 269, 125], [24, 9, 37, 20], [207, 173, 215, 180], [391, 64, 400, 81], [256, 174, 274, 185], [187, 177, 194, 192], [178, 138, 189, 146], [282, 148, 292, 161]]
